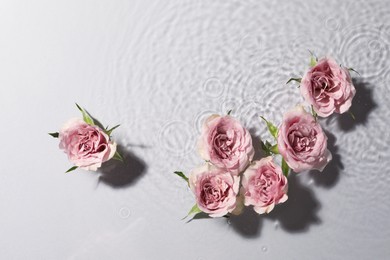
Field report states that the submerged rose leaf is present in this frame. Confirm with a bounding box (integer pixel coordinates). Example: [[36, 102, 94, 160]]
[[75, 103, 94, 125]]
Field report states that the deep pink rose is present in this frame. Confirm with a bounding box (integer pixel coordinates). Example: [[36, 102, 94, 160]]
[[300, 57, 356, 117], [189, 164, 240, 217], [59, 118, 116, 171], [197, 115, 254, 175], [277, 106, 332, 173], [242, 157, 288, 214]]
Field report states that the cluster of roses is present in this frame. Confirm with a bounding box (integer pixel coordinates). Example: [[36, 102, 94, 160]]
[[176, 56, 356, 218]]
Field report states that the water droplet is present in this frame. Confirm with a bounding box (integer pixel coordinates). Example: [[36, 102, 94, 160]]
[[203, 78, 224, 98], [158, 120, 195, 157], [325, 17, 340, 31], [240, 34, 262, 54], [119, 207, 131, 219], [261, 246, 268, 252]]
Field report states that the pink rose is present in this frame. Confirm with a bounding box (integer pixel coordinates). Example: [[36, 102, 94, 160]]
[[277, 106, 332, 173], [59, 118, 117, 171], [300, 57, 356, 117], [242, 157, 288, 214], [189, 164, 240, 217], [197, 115, 254, 175]]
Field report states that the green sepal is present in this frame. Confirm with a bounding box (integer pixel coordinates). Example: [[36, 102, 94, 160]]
[[65, 166, 78, 173], [227, 110, 232, 115], [281, 158, 290, 177], [348, 67, 360, 76], [286, 78, 302, 84], [309, 50, 318, 67], [105, 124, 120, 136], [270, 144, 279, 154], [260, 116, 278, 139], [75, 103, 94, 125], [348, 111, 356, 120], [311, 105, 318, 121], [112, 151, 124, 162], [261, 140, 271, 156], [49, 132, 59, 138], [174, 171, 189, 185], [182, 204, 202, 220]]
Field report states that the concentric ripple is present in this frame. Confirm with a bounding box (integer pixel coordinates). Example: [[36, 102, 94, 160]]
[[338, 24, 390, 79]]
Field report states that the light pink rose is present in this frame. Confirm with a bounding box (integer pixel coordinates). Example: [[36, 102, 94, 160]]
[[277, 106, 332, 173], [59, 118, 116, 171], [189, 164, 240, 217], [197, 115, 254, 175], [300, 57, 356, 117], [242, 157, 288, 214]]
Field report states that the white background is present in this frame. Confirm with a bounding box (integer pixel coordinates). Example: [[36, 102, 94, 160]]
[[0, 0, 389, 259]]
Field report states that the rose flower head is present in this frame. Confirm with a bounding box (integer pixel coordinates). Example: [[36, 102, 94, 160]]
[[300, 57, 356, 117], [189, 163, 240, 217], [242, 157, 288, 214], [277, 106, 332, 173], [197, 114, 254, 175]]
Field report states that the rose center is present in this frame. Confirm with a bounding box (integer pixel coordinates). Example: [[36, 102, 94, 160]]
[[214, 131, 235, 159]]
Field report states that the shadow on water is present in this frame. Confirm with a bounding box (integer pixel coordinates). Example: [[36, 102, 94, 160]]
[[309, 131, 344, 188], [229, 207, 263, 238], [335, 79, 377, 131], [98, 145, 147, 189], [78, 113, 148, 188], [228, 174, 321, 238], [265, 174, 321, 232]]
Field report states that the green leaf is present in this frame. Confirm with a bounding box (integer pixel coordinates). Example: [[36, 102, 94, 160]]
[[270, 144, 279, 154], [112, 151, 124, 162], [49, 132, 59, 138], [227, 110, 232, 115], [281, 158, 290, 177], [309, 50, 318, 67], [182, 204, 202, 220], [349, 111, 356, 120], [65, 166, 78, 173], [286, 78, 302, 84], [106, 124, 120, 136], [75, 103, 94, 125], [260, 116, 278, 139], [348, 67, 360, 76], [260, 141, 271, 156], [311, 105, 318, 121], [174, 171, 189, 184]]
